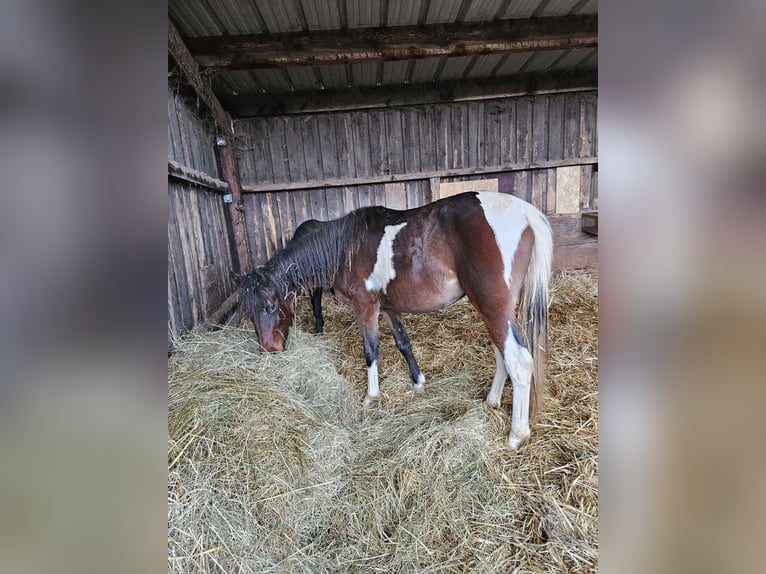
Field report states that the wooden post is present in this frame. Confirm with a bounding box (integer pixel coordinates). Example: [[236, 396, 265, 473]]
[[217, 136, 253, 274], [170, 19, 253, 274]]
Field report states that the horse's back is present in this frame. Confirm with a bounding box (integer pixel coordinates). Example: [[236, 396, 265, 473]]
[[350, 192, 540, 313]]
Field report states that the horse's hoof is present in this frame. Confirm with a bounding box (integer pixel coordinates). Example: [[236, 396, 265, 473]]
[[507, 429, 530, 450], [484, 398, 501, 409], [413, 374, 425, 392], [363, 394, 377, 406]]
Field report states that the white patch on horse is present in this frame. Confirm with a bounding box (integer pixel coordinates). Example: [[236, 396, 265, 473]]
[[365, 222, 407, 294], [477, 192, 529, 288], [502, 321, 533, 449], [364, 360, 379, 405]]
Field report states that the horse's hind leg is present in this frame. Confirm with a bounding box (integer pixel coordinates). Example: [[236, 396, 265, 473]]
[[382, 310, 425, 391], [503, 322, 534, 449], [310, 287, 324, 334], [485, 344, 508, 408]]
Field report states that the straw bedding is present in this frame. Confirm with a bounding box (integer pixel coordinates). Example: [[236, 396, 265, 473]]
[[168, 272, 598, 573]]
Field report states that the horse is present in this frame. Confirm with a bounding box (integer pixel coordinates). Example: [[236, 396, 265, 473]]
[[238, 191, 553, 449]]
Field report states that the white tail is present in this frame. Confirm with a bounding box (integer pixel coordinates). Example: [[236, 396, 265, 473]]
[[519, 207, 553, 418]]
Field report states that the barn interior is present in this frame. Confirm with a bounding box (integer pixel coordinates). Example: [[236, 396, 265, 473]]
[[168, 2, 598, 572]]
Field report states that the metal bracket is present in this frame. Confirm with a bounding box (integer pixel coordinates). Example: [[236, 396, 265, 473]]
[[223, 193, 233, 203]]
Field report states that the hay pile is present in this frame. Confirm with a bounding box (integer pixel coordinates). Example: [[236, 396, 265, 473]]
[[168, 273, 598, 573]]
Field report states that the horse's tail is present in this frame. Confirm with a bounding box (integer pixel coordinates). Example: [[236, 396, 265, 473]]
[[521, 207, 553, 419]]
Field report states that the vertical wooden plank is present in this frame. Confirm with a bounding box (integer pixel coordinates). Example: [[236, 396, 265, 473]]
[[351, 111, 372, 178], [384, 182, 407, 210], [532, 95, 549, 163], [260, 193, 281, 258], [250, 118, 274, 184], [335, 112, 355, 179], [435, 105, 452, 170], [301, 116, 323, 181], [234, 121, 255, 185], [451, 103, 468, 169], [292, 189, 313, 227], [429, 177, 440, 203], [356, 184, 375, 208], [563, 93, 581, 159], [531, 170, 546, 211], [591, 164, 598, 209], [580, 91, 597, 157], [467, 101, 482, 168], [167, 92, 181, 162], [317, 114, 340, 180], [418, 106, 436, 172], [385, 109, 404, 174], [325, 186, 344, 219], [485, 101, 503, 167], [310, 188, 329, 221], [546, 168, 557, 215], [268, 117, 289, 183], [515, 97, 532, 165], [343, 185, 358, 213], [547, 94, 565, 162], [580, 165, 592, 210], [245, 195, 268, 265], [285, 116, 307, 183], [499, 99, 516, 166], [401, 108, 421, 173], [174, 100, 192, 167], [512, 171, 532, 202], [274, 191, 295, 247], [368, 110, 388, 176]]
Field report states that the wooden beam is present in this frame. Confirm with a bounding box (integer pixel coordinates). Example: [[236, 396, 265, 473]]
[[186, 15, 598, 69], [168, 159, 229, 192], [223, 69, 597, 116], [168, 19, 232, 135], [240, 158, 599, 194]]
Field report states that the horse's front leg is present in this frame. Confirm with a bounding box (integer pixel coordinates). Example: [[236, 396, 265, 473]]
[[382, 310, 425, 392], [356, 302, 381, 405], [310, 287, 324, 334]]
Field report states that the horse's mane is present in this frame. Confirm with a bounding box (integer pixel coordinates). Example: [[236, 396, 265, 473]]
[[260, 210, 367, 298]]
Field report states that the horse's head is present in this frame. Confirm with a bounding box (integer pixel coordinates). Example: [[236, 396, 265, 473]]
[[239, 268, 295, 352]]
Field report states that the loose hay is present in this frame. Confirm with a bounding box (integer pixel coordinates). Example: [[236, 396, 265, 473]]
[[168, 272, 598, 573]]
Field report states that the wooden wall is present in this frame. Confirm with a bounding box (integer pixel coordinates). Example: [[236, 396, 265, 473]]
[[168, 87, 236, 341], [233, 90, 597, 267]]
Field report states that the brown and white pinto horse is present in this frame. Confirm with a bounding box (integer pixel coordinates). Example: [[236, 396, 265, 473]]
[[238, 191, 553, 449]]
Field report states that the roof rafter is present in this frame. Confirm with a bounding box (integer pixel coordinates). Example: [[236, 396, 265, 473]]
[[185, 15, 597, 70]]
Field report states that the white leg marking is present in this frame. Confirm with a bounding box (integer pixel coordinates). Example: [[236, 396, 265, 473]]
[[504, 325, 534, 449], [364, 360, 379, 405], [485, 345, 507, 409], [414, 372, 425, 392], [365, 223, 407, 294], [477, 192, 529, 288]]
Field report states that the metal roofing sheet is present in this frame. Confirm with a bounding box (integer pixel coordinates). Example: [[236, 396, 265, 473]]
[[463, 0, 506, 21], [500, 0, 544, 19], [255, 0, 304, 33], [318, 64, 349, 90], [386, 0, 425, 26], [550, 47, 596, 70], [382, 61, 410, 85], [521, 49, 567, 72], [538, 0, 582, 17], [411, 59, 442, 84], [351, 62, 378, 86], [425, 0, 463, 24], [301, 0, 341, 30], [438, 56, 474, 81]]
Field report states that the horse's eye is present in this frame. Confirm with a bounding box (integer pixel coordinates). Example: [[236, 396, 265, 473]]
[[265, 301, 277, 314]]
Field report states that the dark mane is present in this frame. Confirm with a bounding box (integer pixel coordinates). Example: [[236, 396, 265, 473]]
[[259, 211, 366, 297]]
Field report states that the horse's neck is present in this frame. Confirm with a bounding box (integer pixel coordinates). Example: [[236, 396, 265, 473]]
[[269, 227, 347, 292]]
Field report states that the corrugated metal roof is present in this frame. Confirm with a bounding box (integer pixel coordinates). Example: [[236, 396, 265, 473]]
[[170, 0, 597, 104]]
